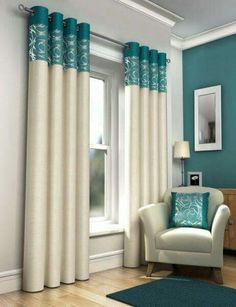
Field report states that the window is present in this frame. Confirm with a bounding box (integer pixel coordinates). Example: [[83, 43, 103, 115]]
[[89, 76, 109, 218], [89, 55, 121, 227]]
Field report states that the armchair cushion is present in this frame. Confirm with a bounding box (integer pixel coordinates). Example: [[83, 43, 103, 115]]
[[169, 192, 210, 229], [155, 227, 212, 253]]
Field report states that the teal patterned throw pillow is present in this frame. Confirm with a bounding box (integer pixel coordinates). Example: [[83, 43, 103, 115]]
[[169, 192, 210, 229]]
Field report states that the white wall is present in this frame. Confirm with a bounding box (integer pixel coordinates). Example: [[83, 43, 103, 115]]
[[90, 233, 123, 255], [170, 47, 184, 187], [0, 0, 172, 278]]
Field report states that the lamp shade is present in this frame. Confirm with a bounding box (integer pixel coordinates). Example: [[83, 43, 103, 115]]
[[174, 141, 190, 159]]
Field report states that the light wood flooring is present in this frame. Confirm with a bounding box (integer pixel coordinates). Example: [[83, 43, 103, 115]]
[[1, 255, 236, 307]]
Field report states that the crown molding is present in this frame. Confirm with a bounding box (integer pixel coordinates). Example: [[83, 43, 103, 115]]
[[170, 34, 184, 50], [141, 0, 184, 22], [114, 0, 183, 28], [171, 21, 236, 50]]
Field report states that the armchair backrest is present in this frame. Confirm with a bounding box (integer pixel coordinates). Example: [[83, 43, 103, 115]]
[[163, 186, 224, 227]]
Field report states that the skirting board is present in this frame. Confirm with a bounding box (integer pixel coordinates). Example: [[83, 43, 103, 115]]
[[0, 250, 124, 294], [89, 249, 124, 273], [0, 269, 22, 295]]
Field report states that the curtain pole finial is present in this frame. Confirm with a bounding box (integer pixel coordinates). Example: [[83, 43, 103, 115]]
[[18, 4, 34, 16]]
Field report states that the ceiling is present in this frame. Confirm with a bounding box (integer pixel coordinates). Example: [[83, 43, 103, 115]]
[[149, 0, 236, 38]]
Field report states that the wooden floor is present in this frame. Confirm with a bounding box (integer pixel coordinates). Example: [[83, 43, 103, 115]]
[[1, 255, 236, 307]]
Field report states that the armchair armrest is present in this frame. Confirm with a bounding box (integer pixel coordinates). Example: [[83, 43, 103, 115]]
[[211, 204, 230, 256], [139, 203, 169, 235], [138, 203, 169, 261]]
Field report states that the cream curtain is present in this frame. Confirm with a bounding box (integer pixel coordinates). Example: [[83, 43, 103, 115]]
[[23, 6, 90, 292], [123, 42, 168, 267]]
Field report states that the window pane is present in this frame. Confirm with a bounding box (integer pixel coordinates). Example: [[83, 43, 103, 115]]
[[90, 149, 105, 217], [90, 77, 104, 144]]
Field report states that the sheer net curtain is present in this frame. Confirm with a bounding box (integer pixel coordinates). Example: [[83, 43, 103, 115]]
[[123, 42, 168, 267], [23, 6, 90, 292]]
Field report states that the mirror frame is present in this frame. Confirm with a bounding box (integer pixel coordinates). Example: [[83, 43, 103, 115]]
[[194, 85, 222, 151]]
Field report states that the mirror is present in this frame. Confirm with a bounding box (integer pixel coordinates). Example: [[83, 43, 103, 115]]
[[194, 85, 222, 151], [198, 93, 216, 144]]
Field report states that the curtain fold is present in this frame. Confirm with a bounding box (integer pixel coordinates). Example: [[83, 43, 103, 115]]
[[149, 49, 159, 204], [139, 46, 150, 264], [140, 46, 150, 208], [61, 18, 77, 284], [124, 42, 140, 267], [124, 42, 168, 267], [23, 6, 90, 292], [158, 53, 168, 200]]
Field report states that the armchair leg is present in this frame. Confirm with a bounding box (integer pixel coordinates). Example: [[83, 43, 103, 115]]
[[212, 268, 223, 284], [146, 262, 155, 277], [172, 264, 178, 273]]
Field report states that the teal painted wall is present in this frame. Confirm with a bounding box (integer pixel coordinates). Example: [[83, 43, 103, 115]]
[[183, 35, 236, 188]]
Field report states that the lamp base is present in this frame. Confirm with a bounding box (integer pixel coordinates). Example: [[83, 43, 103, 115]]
[[181, 158, 185, 186]]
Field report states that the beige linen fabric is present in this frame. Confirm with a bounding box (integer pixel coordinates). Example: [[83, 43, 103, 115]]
[[23, 63, 89, 291]]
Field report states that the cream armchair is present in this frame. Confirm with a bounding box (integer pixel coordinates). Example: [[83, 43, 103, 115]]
[[139, 187, 230, 283]]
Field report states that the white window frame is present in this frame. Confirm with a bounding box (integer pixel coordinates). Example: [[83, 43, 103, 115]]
[[194, 85, 222, 151], [89, 58, 119, 227]]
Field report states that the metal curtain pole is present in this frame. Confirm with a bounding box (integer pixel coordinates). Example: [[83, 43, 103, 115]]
[[18, 4, 126, 48], [18, 3, 171, 63]]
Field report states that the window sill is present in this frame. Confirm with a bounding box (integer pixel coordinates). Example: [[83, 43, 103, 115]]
[[90, 223, 124, 237]]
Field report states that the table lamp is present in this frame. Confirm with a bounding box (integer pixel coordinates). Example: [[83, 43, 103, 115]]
[[174, 141, 190, 186]]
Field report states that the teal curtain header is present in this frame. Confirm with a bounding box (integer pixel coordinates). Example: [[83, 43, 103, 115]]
[[158, 53, 167, 92], [64, 18, 77, 35], [149, 49, 158, 64], [149, 49, 158, 91], [140, 46, 149, 61], [140, 46, 149, 88], [63, 18, 77, 69], [158, 52, 167, 67], [124, 42, 140, 58], [28, 6, 90, 72], [29, 6, 48, 26], [77, 23, 90, 72], [124, 42, 140, 86], [49, 12, 63, 31], [78, 23, 90, 40], [48, 13, 63, 65], [124, 42, 167, 91]]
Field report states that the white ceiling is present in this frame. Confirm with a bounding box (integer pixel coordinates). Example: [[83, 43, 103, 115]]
[[149, 0, 236, 38]]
